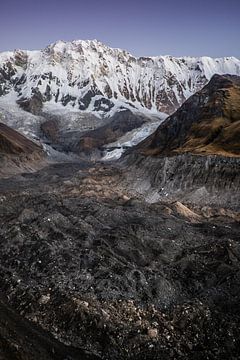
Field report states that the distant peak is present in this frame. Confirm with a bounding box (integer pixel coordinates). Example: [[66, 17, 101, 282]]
[[42, 39, 133, 59]]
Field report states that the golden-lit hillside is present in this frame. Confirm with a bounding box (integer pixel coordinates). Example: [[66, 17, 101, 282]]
[[138, 74, 240, 157]]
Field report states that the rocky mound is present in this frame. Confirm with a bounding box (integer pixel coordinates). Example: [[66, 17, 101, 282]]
[[74, 110, 147, 156], [137, 74, 240, 157]]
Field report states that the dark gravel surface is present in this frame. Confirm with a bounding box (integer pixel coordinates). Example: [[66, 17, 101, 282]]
[[0, 162, 240, 359]]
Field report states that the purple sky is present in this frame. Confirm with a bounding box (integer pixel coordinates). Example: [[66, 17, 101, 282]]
[[1, 0, 239, 57]]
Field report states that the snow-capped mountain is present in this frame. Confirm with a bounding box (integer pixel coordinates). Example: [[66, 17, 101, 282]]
[[0, 40, 240, 117]]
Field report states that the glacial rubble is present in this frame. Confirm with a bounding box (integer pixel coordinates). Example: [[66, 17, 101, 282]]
[[0, 162, 239, 359]]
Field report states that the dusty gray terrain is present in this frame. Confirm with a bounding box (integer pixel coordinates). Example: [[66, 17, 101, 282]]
[[0, 160, 239, 359], [122, 152, 240, 208]]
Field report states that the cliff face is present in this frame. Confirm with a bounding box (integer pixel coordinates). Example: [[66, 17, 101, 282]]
[[0, 41, 239, 117], [124, 153, 240, 209]]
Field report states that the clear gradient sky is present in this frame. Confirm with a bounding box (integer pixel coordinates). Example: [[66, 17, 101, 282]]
[[1, 0, 239, 57]]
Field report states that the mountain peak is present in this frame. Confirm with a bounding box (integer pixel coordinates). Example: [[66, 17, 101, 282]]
[[0, 41, 240, 117], [136, 73, 240, 157], [44, 39, 130, 56]]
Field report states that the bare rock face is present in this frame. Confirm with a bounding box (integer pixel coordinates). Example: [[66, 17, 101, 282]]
[[0, 61, 17, 96], [17, 88, 43, 115]]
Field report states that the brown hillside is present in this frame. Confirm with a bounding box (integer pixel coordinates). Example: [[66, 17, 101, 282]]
[[138, 74, 240, 157], [0, 122, 42, 155]]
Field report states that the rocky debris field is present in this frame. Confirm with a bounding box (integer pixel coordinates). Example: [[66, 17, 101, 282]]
[[0, 162, 240, 359]]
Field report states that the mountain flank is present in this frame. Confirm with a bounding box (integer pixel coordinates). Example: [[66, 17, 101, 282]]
[[136, 74, 240, 157]]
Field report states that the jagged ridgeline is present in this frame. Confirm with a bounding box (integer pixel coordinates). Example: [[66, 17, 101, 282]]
[[0, 40, 240, 116]]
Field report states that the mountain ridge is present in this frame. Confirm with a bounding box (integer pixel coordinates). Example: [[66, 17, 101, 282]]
[[134, 74, 240, 157], [1, 39, 240, 117]]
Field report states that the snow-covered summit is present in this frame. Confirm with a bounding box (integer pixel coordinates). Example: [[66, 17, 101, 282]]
[[0, 40, 240, 117]]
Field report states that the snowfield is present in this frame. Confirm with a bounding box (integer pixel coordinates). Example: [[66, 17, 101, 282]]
[[0, 40, 239, 117]]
